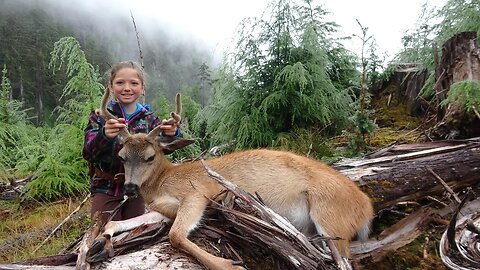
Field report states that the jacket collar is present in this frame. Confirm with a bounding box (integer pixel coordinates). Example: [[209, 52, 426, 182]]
[[108, 101, 151, 120]]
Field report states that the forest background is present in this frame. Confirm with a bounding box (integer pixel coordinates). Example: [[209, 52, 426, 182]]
[[0, 0, 479, 267]]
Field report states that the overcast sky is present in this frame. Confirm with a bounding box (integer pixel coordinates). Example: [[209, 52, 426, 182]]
[[115, 0, 446, 62]]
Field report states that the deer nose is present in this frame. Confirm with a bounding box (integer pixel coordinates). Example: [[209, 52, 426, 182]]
[[124, 183, 140, 197]]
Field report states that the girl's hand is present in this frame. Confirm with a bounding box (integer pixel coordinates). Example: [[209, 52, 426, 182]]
[[160, 119, 178, 136], [104, 118, 126, 139]]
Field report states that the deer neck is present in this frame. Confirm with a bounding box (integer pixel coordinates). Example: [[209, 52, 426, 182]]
[[139, 155, 175, 204]]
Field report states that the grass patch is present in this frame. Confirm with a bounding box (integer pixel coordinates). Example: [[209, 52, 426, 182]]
[[0, 197, 91, 263]]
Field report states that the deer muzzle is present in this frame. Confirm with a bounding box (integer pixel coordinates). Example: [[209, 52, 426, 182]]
[[124, 183, 140, 198]]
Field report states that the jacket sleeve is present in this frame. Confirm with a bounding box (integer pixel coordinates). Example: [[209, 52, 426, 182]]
[[82, 111, 117, 164]]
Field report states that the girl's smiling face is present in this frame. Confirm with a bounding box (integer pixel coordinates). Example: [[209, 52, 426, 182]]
[[109, 67, 144, 105]]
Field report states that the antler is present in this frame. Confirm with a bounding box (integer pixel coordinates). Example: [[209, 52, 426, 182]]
[[163, 93, 182, 125], [147, 93, 184, 141], [99, 88, 131, 140]]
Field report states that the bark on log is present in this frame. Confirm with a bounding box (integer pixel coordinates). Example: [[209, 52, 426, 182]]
[[0, 242, 203, 270], [334, 138, 480, 211]]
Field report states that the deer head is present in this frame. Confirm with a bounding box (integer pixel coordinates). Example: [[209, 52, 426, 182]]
[[98, 88, 195, 196]]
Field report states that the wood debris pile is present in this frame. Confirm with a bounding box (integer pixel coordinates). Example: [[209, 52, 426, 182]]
[[1, 138, 480, 269]]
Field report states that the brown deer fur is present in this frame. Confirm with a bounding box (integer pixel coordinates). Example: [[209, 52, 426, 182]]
[[98, 90, 374, 270]]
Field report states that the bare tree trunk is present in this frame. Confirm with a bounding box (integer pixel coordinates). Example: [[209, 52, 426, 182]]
[[35, 68, 43, 125], [19, 70, 24, 103]]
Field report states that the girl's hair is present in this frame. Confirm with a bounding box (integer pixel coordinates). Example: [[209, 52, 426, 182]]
[[107, 60, 147, 87]]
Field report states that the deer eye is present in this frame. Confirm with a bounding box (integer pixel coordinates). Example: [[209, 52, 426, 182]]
[[145, 155, 154, 162]]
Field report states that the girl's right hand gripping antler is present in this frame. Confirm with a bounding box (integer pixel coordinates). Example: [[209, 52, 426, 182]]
[[99, 88, 131, 141]]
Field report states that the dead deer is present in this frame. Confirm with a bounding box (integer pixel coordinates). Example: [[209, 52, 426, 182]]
[[96, 90, 374, 270]]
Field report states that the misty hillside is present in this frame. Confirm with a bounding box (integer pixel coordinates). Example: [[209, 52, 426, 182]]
[[0, 0, 214, 125]]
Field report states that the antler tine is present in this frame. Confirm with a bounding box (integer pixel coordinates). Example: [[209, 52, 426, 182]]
[[164, 93, 182, 125], [100, 88, 117, 121], [172, 93, 182, 122], [99, 88, 131, 140]]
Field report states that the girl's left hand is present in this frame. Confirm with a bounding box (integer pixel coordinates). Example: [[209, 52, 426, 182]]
[[160, 119, 178, 136]]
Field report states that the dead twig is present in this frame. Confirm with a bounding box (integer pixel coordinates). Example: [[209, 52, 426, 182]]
[[426, 167, 461, 203], [32, 194, 90, 254], [130, 10, 145, 104], [472, 105, 480, 121]]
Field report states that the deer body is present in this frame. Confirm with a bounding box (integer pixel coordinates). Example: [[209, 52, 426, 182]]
[[98, 90, 373, 270], [114, 133, 373, 270], [146, 149, 370, 239]]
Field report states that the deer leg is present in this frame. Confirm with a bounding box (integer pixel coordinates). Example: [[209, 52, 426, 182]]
[[87, 211, 169, 262], [102, 211, 170, 237], [168, 195, 245, 270]]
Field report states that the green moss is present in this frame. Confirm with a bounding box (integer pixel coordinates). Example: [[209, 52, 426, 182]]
[[382, 235, 445, 270], [361, 231, 447, 270]]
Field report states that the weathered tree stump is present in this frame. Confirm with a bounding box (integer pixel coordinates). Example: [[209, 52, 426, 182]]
[[430, 31, 480, 139]]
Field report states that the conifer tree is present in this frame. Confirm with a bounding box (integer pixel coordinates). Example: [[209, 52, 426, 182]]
[[197, 0, 355, 150]]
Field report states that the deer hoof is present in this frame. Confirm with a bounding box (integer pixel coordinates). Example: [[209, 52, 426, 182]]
[[86, 236, 114, 263], [86, 248, 110, 263], [230, 260, 246, 270], [87, 236, 106, 256]]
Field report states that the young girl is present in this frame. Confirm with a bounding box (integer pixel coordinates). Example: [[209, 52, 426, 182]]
[[82, 60, 179, 223]]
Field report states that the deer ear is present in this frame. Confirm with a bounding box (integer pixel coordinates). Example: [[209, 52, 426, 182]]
[[159, 138, 196, 152]]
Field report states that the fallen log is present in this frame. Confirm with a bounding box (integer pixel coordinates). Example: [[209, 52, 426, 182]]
[[0, 242, 204, 270], [350, 207, 433, 263], [334, 137, 480, 211]]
